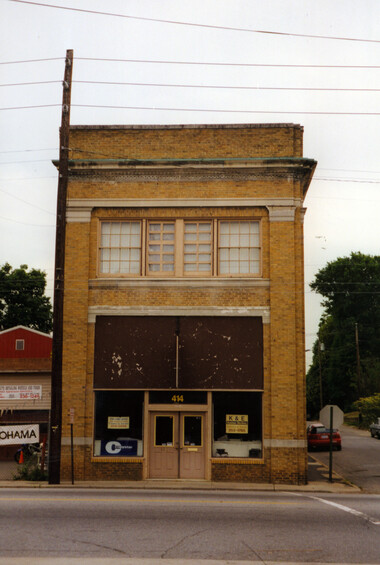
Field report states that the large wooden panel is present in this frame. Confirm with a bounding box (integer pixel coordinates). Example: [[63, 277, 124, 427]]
[[94, 316, 263, 389]]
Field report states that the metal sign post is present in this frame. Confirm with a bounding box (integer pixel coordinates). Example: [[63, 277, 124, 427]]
[[319, 404, 344, 484]]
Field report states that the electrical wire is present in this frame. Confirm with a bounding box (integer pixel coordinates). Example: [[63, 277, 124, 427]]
[[2, 56, 380, 69], [77, 57, 380, 69], [2, 79, 380, 92], [8, 0, 380, 44], [3, 102, 378, 115]]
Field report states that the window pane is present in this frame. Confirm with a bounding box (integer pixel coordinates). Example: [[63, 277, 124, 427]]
[[100, 221, 141, 275], [185, 223, 196, 231], [163, 264, 174, 272], [199, 222, 212, 231], [185, 254, 197, 262], [120, 223, 131, 234], [212, 392, 262, 459], [184, 264, 196, 272], [218, 221, 260, 276], [94, 391, 144, 457], [120, 235, 131, 247], [163, 223, 174, 231], [184, 233, 196, 241], [199, 244, 211, 252], [184, 416, 202, 446], [100, 263, 109, 274], [199, 232, 211, 241], [184, 244, 197, 252], [155, 416, 173, 446], [199, 254, 211, 261], [199, 264, 211, 272], [163, 233, 174, 241]]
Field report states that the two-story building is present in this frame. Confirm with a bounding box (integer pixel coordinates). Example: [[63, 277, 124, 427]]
[[57, 123, 316, 483], [0, 326, 52, 461]]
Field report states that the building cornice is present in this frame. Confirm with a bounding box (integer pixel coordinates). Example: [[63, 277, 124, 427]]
[[66, 198, 303, 222]]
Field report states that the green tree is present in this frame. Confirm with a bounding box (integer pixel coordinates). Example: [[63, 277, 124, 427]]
[[0, 263, 52, 333], [306, 252, 380, 416]]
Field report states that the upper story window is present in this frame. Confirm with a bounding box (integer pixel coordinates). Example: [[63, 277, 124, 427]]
[[184, 221, 212, 275], [100, 221, 141, 274], [15, 339, 25, 351], [219, 221, 260, 275], [99, 219, 260, 277], [148, 222, 175, 275]]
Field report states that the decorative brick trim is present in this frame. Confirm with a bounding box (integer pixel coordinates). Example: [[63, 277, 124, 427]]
[[88, 305, 270, 324]]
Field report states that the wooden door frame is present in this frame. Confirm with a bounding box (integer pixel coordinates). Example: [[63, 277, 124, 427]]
[[144, 398, 211, 480]]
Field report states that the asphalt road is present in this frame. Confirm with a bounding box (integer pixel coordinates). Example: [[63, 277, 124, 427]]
[[311, 424, 380, 493], [0, 488, 379, 563]]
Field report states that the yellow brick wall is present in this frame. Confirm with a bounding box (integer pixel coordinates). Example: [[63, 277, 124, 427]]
[[60, 124, 309, 483]]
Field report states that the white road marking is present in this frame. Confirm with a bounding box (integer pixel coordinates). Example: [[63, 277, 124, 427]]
[[293, 493, 380, 526]]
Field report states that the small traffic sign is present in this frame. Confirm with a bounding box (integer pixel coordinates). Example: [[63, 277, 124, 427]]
[[320, 404, 344, 428]]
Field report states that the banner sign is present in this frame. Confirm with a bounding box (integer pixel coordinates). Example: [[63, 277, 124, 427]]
[[226, 414, 249, 434], [0, 424, 40, 445], [0, 385, 42, 400], [100, 439, 137, 456], [108, 416, 130, 429]]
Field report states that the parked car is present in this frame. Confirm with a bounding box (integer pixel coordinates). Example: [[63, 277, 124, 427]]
[[307, 423, 342, 451], [370, 418, 380, 439]]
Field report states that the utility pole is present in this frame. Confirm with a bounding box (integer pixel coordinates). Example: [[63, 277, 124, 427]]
[[355, 322, 362, 398], [49, 49, 73, 484]]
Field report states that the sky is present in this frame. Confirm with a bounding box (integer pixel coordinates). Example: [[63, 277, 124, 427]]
[[1, 0, 379, 367]]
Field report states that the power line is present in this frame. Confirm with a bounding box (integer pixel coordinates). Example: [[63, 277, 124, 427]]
[[3, 102, 379, 115], [0, 187, 55, 214], [0, 57, 63, 65], [2, 56, 380, 69], [0, 103, 60, 111], [0, 148, 58, 154], [73, 80, 380, 93], [0, 214, 55, 227], [77, 57, 380, 70], [70, 104, 380, 116], [0, 80, 61, 87], [2, 79, 380, 93], [8, 0, 380, 44]]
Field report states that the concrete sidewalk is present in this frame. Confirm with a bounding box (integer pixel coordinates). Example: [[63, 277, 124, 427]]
[[0, 455, 360, 493]]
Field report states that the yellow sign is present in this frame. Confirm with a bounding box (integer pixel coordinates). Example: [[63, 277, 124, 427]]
[[108, 416, 130, 429], [226, 414, 248, 434]]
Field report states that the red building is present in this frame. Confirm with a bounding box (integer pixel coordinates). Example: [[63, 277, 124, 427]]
[[0, 326, 52, 460]]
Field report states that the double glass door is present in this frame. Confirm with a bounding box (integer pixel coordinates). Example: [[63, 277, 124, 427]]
[[149, 412, 205, 479]]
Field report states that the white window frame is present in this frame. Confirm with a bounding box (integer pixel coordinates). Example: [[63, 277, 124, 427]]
[[98, 218, 261, 278]]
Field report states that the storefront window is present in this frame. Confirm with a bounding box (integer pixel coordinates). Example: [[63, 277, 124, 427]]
[[93, 391, 144, 457], [212, 392, 262, 458]]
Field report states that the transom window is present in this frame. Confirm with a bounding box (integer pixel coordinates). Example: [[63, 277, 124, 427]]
[[99, 219, 260, 277]]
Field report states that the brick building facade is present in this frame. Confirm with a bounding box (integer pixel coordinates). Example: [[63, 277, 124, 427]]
[[0, 326, 52, 460], [58, 123, 316, 484]]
